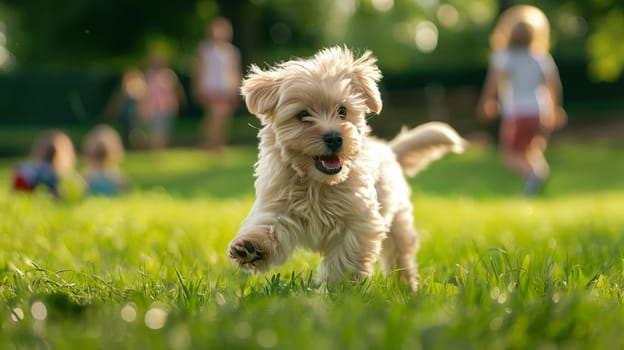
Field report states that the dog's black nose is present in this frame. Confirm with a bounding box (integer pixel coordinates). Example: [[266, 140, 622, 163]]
[[323, 132, 343, 152]]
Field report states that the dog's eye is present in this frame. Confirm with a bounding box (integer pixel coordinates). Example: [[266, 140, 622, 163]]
[[337, 106, 347, 118], [297, 110, 311, 121]]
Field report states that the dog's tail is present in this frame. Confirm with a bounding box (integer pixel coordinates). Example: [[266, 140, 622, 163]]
[[389, 122, 468, 177]]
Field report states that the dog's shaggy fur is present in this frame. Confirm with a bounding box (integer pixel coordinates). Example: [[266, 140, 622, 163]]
[[228, 47, 466, 291]]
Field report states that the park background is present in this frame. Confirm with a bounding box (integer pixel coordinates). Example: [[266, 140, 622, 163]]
[[1, 1, 624, 349], [0, 0, 623, 152]]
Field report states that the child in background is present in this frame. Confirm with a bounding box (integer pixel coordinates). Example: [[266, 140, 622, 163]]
[[140, 52, 185, 150], [12, 130, 76, 196], [101, 67, 146, 149], [193, 17, 242, 152], [477, 5, 566, 196], [118, 67, 146, 148], [82, 124, 127, 196]]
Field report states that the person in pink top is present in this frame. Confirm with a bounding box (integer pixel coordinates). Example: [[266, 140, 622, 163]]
[[193, 17, 242, 152], [478, 5, 566, 196], [140, 52, 185, 150]]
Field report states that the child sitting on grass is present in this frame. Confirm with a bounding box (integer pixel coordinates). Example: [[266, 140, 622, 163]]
[[12, 130, 77, 197], [81, 124, 128, 196]]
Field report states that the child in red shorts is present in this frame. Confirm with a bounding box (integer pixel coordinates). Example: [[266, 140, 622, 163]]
[[478, 5, 566, 196]]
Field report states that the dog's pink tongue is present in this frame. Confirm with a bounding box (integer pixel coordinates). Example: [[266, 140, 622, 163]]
[[320, 155, 341, 169]]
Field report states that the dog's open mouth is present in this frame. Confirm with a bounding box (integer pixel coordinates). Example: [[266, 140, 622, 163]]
[[314, 155, 342, 175]]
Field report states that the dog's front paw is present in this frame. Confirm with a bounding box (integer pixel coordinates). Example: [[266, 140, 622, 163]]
[[228, 235, 271, 272]]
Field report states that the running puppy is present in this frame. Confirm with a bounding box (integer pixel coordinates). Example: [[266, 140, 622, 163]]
[[228, 47, 466, 291]]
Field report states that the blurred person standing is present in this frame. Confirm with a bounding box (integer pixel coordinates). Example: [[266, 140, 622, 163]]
[[102, 67, 146, 148], [477, 5, 566, 196], [140, 52, 185, 150], [193, 17, 242, 152], [118, 67, 146, 148]]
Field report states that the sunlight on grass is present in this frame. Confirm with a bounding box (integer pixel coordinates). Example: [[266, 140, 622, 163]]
[[0, 143, 623, 349]]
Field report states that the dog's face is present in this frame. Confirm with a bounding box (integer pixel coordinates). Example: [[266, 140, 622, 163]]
[[241, 47, 382, 185]]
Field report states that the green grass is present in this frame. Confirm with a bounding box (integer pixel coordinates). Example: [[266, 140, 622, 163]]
[[0, 142, 623, 349]]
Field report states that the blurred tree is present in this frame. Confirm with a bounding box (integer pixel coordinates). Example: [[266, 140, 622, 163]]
[[0, 0, 206, 71], [0, 0, 621, 81], [579, 1, 624, 81]]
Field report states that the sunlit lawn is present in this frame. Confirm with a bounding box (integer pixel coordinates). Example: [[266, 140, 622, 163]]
[[0, 141, 623, 349]]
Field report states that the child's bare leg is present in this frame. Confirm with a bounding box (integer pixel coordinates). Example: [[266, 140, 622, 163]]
[[502, 150, 531, 177], [527, 137, 550, 178], [523, 138, 549, 195], [203, 105, 231, 151]]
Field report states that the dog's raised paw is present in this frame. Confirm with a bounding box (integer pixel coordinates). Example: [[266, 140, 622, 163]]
[[228, 239, 265, 270]]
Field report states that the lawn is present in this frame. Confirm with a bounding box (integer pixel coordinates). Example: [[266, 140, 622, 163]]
[[0, 141, 623, 349]]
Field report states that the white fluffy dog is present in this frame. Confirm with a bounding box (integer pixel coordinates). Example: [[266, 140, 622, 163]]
[[228, 47, 466, 291]]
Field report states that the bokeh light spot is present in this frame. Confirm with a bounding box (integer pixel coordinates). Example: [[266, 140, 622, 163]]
[[490, 287, 501, 300], [121, 303, 137, 323], [31, 301, 47, 321], [414, 21, 438, 53], [552, 292, 561, 304], [145, 307, 168, 330], [558, 13, 587, 36], [371, 0, 394, 12], [337, 0, 357, 16], [437, 4, 460, 28], [257, 328, 278, 348], [233, 321, 252, 339]]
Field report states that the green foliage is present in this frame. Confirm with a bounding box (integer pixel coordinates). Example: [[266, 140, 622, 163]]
[[0, 0, 203, 71], [0, 143, 623, 349], [588, 9, 624, 81], [2, 0, 624, 79]]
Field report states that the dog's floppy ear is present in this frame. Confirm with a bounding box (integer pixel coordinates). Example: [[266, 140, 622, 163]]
[[351, 50, 383, 114], [241, 65, 281, 121]]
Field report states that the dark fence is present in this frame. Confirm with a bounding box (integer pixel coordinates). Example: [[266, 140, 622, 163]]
[[0, 60, 622, 126], [0, 71, 117, 124]]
